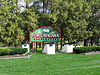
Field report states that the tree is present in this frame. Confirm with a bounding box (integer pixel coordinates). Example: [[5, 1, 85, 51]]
[[86, 0, 100, 46], [19, 4, 38, 41], [0, 0, 25, 46], [32, 0, 93, 43], [49, 0, 93, 42]]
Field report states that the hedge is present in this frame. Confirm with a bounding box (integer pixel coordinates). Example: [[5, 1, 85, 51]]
[[73, 46, 100, 54], [0, 47, 27, 56]]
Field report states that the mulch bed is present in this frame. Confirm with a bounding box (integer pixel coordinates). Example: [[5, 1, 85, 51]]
[[81, 51, 100, 55], [0, 54, 31, 59]]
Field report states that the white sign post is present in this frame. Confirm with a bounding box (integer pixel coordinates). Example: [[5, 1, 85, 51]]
[[42, 44, 55, 54], [61, 44, 73, 53], [22, 44, 30, 54]]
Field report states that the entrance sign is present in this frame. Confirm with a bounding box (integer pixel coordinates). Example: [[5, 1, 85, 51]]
[[30, 26, 61, 42]]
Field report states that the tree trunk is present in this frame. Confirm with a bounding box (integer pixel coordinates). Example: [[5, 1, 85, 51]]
[[8, 43, 11, 47], [14, 44, 17, 47], [43, 0, 45, 14], [84, 39, 88, 46], [91, 37, 93, 46], [97, 37, 99, 46]]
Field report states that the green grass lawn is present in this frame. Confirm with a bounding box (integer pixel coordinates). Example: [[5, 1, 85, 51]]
[[0, 53, 100, 75]]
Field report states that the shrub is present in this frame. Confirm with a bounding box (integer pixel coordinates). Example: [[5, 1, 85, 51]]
[[0, 47, 11, 56], [0, 47, 27, 56], [73, 46, 100, 54]]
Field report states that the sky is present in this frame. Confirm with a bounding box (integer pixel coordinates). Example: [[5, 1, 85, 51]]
[[17, 0, 38, 12]]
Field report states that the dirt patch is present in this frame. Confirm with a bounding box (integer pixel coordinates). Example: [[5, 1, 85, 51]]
[[0, 54, 31, 59], [82, 51, 100, 55]]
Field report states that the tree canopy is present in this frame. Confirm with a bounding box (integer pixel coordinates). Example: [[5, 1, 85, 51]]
[[0, 0, 99, 46]]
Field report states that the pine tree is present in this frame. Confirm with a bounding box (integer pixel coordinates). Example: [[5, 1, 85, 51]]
[[0, 0, 25, 46]]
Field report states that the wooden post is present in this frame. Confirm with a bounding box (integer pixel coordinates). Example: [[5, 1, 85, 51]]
[[32, 42, 36, 53], [42, 42, 44, 50], [60, 37, 63, 51], [36, 42, 37, 52], [56, 42, 58, 52]]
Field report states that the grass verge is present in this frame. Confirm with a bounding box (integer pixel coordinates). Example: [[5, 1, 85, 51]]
[[0, 52, 100, 75]]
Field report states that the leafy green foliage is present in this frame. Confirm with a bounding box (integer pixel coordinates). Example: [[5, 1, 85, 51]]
[[0, 0, 38, 45], [0, 47, 27, 56], [0, 0, 25, 45], [61, 0, 93, 41], [0, 47, 11, 55], [74, 46, 100, 53], [0, 0, 99, 46], [19, 5, 38, 41], [20, 8, 38, 31], [83, 0, 100, 46], [34, 0, 94, 42]]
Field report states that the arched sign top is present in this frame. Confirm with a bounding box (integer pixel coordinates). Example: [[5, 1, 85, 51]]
[[30, 26, 61, 33], [30, 26, 62, 42]]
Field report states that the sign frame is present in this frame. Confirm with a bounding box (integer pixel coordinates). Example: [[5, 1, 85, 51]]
[[29, 26, 62, 43]]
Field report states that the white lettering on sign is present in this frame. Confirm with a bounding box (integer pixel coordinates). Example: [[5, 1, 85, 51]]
[[32, 34, 60, 37], [32, 34, 42, 37], [43, 34, 59, 37]]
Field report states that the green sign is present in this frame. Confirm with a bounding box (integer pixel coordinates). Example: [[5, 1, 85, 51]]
[[30, 26, 61, 42]]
